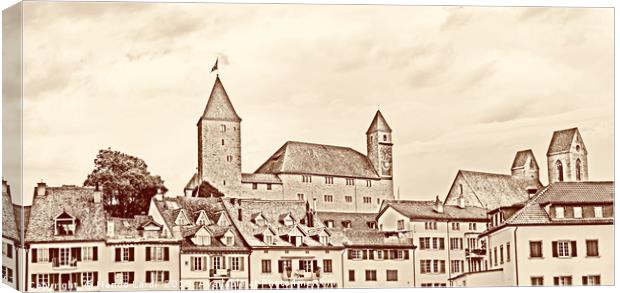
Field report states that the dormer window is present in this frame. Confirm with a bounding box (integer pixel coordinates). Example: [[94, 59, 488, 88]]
[[217, 213, 230, 226], [54, 212, 77, 236], [325, 220, 334, 228], [555, 207, 565, 218], [342, 221, 352, 228], [594, 206, 603, 218], [253, 213, 267, 226], [195, 211, 212, 226], [383, 135, 387, 141], [281, 213, 295, 226], [175, 210, 192, 226], [367, 221, 377, 229], [319, 235, 329, 245], [264, 234, 273, 245], [191, 227, 212, 246]]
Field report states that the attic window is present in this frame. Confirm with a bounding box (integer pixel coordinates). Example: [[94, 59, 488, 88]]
[[319, 235, 329, 245], [383, 135, 387, 141], [342, 221, 352, 228], [367, 221, 377, 229], [224, 234, 234, 246], [54, 212, 76, 236], [576, 145, 580, 152], [325, 220, 334, 228], [282, 215, 294, 227]]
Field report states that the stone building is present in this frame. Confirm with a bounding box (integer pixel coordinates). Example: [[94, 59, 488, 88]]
[[184, 76, 395, 213], [546, 127, 589, 184]]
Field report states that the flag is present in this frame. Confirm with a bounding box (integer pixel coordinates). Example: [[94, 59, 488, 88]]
[[211, 58, 219, 73]]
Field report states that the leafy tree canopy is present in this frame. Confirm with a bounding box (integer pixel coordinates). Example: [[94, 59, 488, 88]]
[[84, 148, 166, 217]]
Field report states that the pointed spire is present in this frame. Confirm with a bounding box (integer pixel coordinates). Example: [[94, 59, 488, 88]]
[[366, 110, 392, 134], [200, 75, 241, 122]]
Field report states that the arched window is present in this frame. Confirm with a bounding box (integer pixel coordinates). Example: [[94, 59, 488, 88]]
[[576, 159, 582, 181], [556, 160, 564, 182], [459, 184, 463, 195]]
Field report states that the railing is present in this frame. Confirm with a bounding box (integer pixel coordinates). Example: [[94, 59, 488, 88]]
[[465, 248, 486, 257], [209, 268, 231, 278], [51, 258, 78, 270]]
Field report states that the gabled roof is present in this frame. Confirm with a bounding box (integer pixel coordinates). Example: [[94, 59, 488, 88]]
[[2, 191, 20, 242], [379, 200, 489, 222], [25, 186, 106, 243], [484, 181, 614, 234], [457, 170, 542, 210], [200, 76, 241, 122], [511, 149, 539, 170], [547, 127, 586, 155], [106, 215, 175, 243], [255, 141, 380, 179], [316, 212, 377, 230], [366, 110, 392, 134]]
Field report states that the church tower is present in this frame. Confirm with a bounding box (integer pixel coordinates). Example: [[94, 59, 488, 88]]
[[197, 75, 242, 196], [366, 110, 394, 178], [511, 149, 540, 181], [546, 127, 588, 184]]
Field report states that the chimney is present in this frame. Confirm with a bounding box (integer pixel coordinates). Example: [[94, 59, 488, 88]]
[[154, 188, 164, 201], [237, 208, 243, 222], [457, 194, 465, 209], [312, 198, 318, 213], [106, 221, 115, 237], [433, 196, 444, 213], [36, 182, 47, 197], [93, 184, 102, 204], [2, 179, 8, 195]]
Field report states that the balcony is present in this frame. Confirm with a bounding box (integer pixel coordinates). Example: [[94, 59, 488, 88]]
[[281, 270, 320, 281], [51, 258, 78, 270], [209, 268, 231, 278], [465, 248, 486, 258]]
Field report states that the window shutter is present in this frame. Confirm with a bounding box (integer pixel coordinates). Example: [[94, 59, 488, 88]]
[[129, 248, 135, 261], [240, 257, 245, 271], [145, 272, 151, 283], [72, 247, 81, 261], [108, 273, 114, 284], [93, 247, 98, 261], [93, 272, 98, 286], [384, 249, 390, 259], [404, 250, 409, 259], [369, 250, 374, 260], [362, 250, 368, 260], [115, 248, 121, 262], [278, 260, 283, 273], [202, 257, 207, 271], [31, 274, 36, 288], [552, 241, 558, 257], [32, 248, 38, 263], [440, 261, 446, 273], [72, 273, 81, 287], [164, 271, 169, 282], [164, 247, 170, 261], [553, 277, 559, 285], [439, 238, 445, 250], [571, 241, 577, 257], [128, 272, 135, 284], [146, 247, 151, 261], [347, 250, 353, 259], [420, 261, 426, 273], [582, 276, 588, 285]]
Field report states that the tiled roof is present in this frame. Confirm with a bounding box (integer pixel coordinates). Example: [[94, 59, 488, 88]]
[[223, 198, 340, 248], [154, 196, 248, 252], [255, 141, 379, 179], [14, 204, 31, 243], [381, 200, 489, 221], [2, 191, 19, 242], [366, 110, 392, 134], [25, 186, 107, 243], [317, 212, 413, 248], [241, 173, 282, 184], [316, 212, 377, 230], [506, 181, 614, 226], [547, 127, 584, 155], [106, 215, 177, 244], [511, 149, 539, 169], [459, 170, 542, 210], [200, 76, 241, 122], [184, 173, 200, 190]]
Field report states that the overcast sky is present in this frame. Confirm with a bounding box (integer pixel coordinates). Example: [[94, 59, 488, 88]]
[[3, 2, 613, 205]]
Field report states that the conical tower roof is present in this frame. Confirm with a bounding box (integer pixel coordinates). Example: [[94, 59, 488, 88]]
[[366, 110, 392, 134], [200, 75, 241, 122]]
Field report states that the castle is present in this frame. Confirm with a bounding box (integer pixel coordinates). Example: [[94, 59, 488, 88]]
[[183, 75, 395, 213]]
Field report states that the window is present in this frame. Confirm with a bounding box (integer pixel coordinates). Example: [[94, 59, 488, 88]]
[[342, 221, 352, 228], [147, 271, 169, 284], [556, 160, 564, 182], [36, 273, 50, 288], [264, 234, 273, 245], [302, 175, 312, 183], [82, 272, 95, 286], [230, 257, 243, 271], [451, 222, 460, 230], [531, 277, 544, 286], [553, 276, 572, 286], [191, 256, 205, 271], [576, 159, 582, 181], [365, 270, 377, 281], [451, 260, 464, 273], [348, 270, 355, 281], [325, 176, 334, 184], [573, 207, 583, 218], [397, 220, 405, 230], [345, 196, 352, 203], [555, 241, 574, 257], [266, 184, 272, 190], [555, 207, 565, 218], [82, 247, 96, 261], [349, 250, 362, 260], [594, 206, 603, 218], [194, 281, 205, 290], [37, 248, 50, 262], [220, 125, 226, 132], [226, 155, 233, 162], [366, 180, 372, 187], [221, 139, 225, 146], [469, 223, 477, 230], [507, 242, 511, 262], [2, 243, 13, 259], [115, 247, 134, 262], [582, 275, 601, 285], [493, 247, 498, 266], [363, 197, 372, 204], [432, 237, 445, 250], [420, 260, 432, 274], [299, 260, 313, 272], [500, 245, 504, 264], [450, 238, 463, 250], [367, 221, 377, 229], [323, 259, 333, 273], [325, 220, 334, 228], [148, 246, 167, 261], [586, 240, 599, 256], [261, 260, 271, 273], [252, 183, 257, 190], [419, 238, 431, 250], [346, 178, 355, 185], [212, 256, 223, 270], [530, 241, 543, 258], [297, 193, 305, 201], [424, 222, 437, 230], [324, 195, 333, 202], [386, 270, 398, 281], [459, 184, 463, 195]]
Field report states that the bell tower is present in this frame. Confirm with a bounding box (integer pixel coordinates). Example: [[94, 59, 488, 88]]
[[366, 110, 393, 178], [197, 75, 242, 196], [546, 127, 588, 184]]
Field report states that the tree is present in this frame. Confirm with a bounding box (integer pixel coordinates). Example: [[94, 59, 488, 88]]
[[84, 148, 166, 217]]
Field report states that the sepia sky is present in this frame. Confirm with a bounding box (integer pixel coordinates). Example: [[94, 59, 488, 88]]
[[4, 2, 614, 205]]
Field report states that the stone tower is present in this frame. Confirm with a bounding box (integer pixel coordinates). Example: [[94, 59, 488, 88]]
[[511, 149, 540, 181], [546, 127, 588, 184], [366, 110, 393, 178], [197, 75, 242, 196]]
